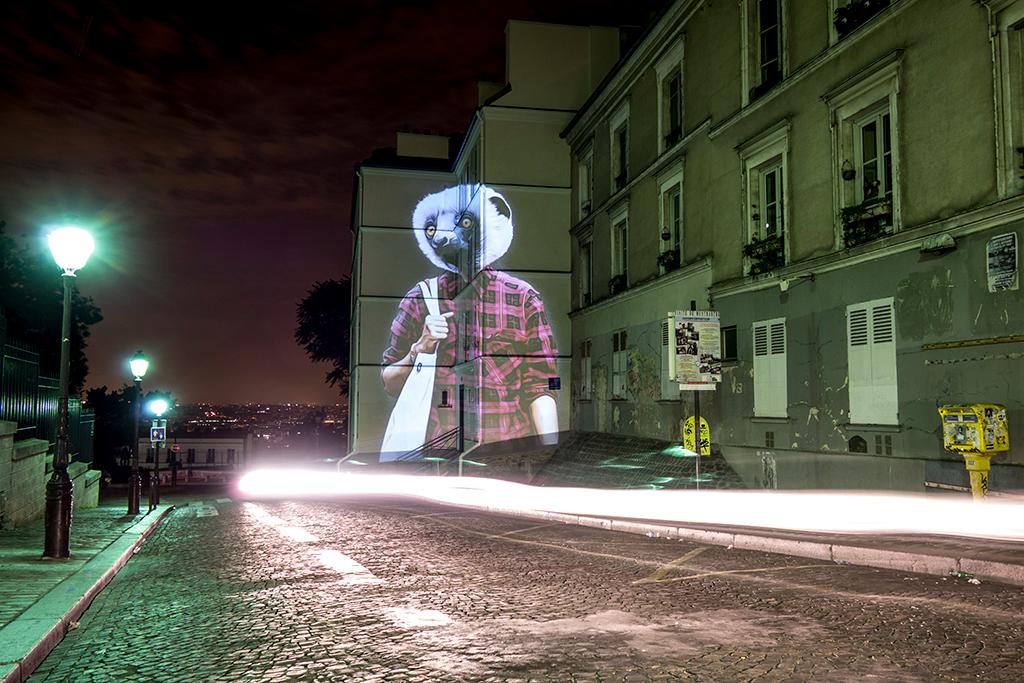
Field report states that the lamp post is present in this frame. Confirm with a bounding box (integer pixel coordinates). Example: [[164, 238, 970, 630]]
[[43, 225, 94, 559], [146, 397, 169, 511], [127, 350, 149, 515]]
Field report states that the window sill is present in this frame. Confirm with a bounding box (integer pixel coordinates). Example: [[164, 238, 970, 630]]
[[750, 416, 791, 424], [844, 422, 902, 432]]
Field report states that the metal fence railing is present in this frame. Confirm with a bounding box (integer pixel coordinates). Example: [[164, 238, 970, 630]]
[[0, 315, 95, 464]]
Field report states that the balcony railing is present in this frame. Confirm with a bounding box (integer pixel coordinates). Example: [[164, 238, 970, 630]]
[[842, 197, 893, 248], [742, 234, 785, 276]]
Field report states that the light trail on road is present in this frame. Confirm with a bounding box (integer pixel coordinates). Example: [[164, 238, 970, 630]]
[[236, 469, 1024, 542]]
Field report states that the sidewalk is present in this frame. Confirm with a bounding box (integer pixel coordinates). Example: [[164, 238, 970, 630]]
[[0, 499, 173, 683]]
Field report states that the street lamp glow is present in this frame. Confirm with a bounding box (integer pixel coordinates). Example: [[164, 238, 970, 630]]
[[129, 350, 150, 381], [46, 226, 95, 276], [147, 398, 169, 417]]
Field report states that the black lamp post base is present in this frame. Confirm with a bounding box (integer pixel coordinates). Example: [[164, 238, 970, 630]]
[[127, 472, 142, 515], [43, 472, 73, 559]]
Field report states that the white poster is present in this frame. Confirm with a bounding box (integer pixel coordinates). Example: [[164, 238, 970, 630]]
[[987, 232, 1018, 293], [674, 310, 721, 390]]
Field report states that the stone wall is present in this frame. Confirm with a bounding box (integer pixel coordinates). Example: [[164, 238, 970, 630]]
[[7, 437, 48, 528]]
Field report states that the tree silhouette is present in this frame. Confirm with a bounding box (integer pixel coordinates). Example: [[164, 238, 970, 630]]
[[0, 220, 103, 394], [295, 278, 351, 395]]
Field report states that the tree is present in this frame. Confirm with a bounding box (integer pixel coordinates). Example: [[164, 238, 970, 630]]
[[0, 220, 103, 393], [295, 278, 351, 395]]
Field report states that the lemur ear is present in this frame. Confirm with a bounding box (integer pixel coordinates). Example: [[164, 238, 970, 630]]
[[489, 194, 511, 219]]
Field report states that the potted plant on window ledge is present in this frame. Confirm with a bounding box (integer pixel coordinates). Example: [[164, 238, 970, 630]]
[[841, 197, 892, 248], [742, 233, 785, 275], [657, 247, 680, 273], [608, 273, 628, 295], [834, 0, 891, 39]]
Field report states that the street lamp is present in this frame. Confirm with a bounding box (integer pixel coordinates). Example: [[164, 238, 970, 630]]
[[43, 225, 95, 559], [127, 350, 149, 515], [146, 396, 170, 510]]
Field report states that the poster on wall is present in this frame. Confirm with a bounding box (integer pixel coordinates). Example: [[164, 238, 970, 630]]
[[673, 310, 721, 390], [986, 232, 1018, 293], [378, 183, 560, 461]]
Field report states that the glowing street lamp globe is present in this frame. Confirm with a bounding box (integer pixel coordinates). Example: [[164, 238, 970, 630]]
[[147, 397, 170, 417], [129, 351, 150, 381], [46, 226, 95, 276]]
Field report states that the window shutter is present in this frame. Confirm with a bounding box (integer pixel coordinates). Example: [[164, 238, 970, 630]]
[[753, 319, 786, 417], [847, 299, 897, 425], [870, 301, 898, 424], [660, 320, 677, 400], [769, 320, 787, 417]]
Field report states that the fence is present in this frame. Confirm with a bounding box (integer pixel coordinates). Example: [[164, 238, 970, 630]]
[[0, 314, 95, 463]]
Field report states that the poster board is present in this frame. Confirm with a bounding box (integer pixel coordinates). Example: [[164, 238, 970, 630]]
[[987, 232, 1018, 293], [672, 310, 722, 390]]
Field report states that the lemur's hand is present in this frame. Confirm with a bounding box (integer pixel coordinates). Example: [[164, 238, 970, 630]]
[[414, 312, 455, 355]]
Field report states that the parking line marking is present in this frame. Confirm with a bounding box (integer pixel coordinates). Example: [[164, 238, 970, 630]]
[[634, 547, 708, 584]]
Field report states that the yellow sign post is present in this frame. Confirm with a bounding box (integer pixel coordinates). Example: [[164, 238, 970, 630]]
[[682, 416, 711, 456]]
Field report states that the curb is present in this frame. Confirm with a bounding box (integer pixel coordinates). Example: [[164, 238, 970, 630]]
[[0, 505, 175, 683], [471, 505, 1024, 587]]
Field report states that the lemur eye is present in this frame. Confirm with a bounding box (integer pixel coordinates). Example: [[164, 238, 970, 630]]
[[425, 222, 436, 238], [459, 216, 473, 229]]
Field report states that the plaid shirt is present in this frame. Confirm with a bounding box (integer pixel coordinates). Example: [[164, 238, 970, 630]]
[[382, 269, 558, 443]]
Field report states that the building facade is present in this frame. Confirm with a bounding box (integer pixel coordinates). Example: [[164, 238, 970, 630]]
[[347, 21, 620, 461], [564, 0, 1024, 491]]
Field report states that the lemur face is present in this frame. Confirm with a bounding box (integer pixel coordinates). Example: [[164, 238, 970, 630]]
[[413, 185, 514, 274]]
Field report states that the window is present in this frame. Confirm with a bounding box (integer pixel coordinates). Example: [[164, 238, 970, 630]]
[[993, 1, 1024, 197], [611, 330, 628, 400], [742, 0, 786, 104], [721, 325, 738, 362], [579, 339, 592, 400], [227, 448, 236, 463], [854, 107, 893, 204], [655, 39, 685, 152], [740, 124, 789, 275], [186, 448, 195, 464], [658, 167, 683, 271], [206, 448, 216, 464], [610, 208, 629, 288], [609, 103, 630, 192], [578, 146, 594, 219], [578, 235, 593, 307], [752, 318, 787, 417], [825, 53, 901, 248], [847, 298, 897, 425], [460, 144, 480, 186]]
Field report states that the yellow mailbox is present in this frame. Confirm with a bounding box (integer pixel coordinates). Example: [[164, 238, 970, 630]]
[[938, 404, 1009, 500]]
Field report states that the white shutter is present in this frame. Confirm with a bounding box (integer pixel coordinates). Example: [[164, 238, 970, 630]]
[[870, 300, 897, 424], [753, 318, 786, 417], [847, 298, 898, 425], [660, 320, 677, 400]]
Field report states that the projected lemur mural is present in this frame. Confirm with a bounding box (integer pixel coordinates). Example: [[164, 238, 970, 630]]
[[380, 185, 558, 459]]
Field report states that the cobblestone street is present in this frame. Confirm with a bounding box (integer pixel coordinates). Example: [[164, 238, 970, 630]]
[[29, 494, 1024, 681]]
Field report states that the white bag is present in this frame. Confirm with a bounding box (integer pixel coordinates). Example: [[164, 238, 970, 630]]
[[380, 278, 440, 459]]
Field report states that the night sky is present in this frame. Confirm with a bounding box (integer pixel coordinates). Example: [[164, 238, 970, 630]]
[[0, 0, 652, 404]]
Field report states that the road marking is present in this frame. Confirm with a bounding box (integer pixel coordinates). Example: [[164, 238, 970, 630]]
[[644, 563, 834, 583], [634, 548, 708, 584], [215, 497, 232, 504], [386, 607, 452, 628], [498, 523, 555, 537], [317, 549, 381, 584], [244, 503, 318, 542], [196, 507, 219, 517]]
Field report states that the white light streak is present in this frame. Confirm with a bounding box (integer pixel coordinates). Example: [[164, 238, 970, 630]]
[[236, 470, 1024, 542]]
